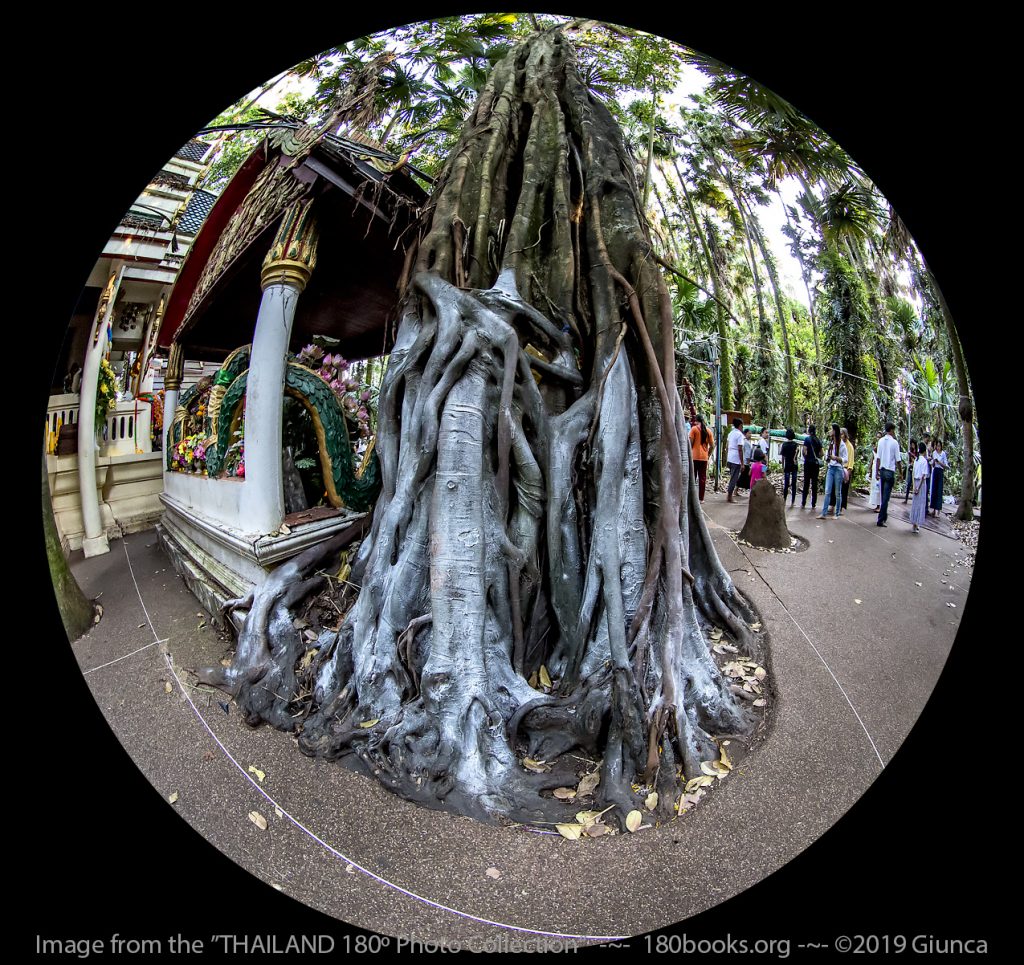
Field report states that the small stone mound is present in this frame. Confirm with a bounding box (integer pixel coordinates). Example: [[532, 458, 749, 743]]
[[738, 478, 792, 551]]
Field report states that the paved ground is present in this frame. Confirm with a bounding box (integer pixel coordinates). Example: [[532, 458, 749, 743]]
[[66, 490, 971, 946]]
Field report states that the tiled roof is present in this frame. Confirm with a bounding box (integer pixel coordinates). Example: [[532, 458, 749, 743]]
[[174, 139, 212, 164], [177, 189, 217, 235]]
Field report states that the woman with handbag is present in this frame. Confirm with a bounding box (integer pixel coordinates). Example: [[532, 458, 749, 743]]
[[818, 423, 848, 519]]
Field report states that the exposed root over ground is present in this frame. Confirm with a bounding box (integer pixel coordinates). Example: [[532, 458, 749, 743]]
[[201, 28, 772, 831]]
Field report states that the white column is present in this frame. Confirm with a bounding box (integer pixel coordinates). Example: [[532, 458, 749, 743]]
[[239, 283, 302, 535], [162, 341, 184, 459], [238, 200, 318, 537], [77, 265, 124, 557], [162, 388, 179, 451]]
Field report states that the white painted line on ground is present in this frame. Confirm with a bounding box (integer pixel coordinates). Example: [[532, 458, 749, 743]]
[[776, 608, 885, 770], [119, 532, 626, 943], [121, 534, 161, 642], [728, 536, 886, 771], [82, 638, 168, 675], [164, 652, 627, 943]]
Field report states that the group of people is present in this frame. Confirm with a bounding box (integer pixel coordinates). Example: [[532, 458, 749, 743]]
[[870, 425, 947, 533], [688, 415, 948, 536]]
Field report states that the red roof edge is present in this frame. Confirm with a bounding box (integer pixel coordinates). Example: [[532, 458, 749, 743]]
[[157, 141, 269, 349]]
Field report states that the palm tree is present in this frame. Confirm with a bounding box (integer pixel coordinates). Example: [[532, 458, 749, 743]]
[[885, 210, 976, 519]]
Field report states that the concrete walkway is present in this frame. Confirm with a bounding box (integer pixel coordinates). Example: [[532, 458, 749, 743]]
[[66, 492, 970, 945]]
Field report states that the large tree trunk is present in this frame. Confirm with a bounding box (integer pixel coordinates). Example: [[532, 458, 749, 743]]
[[205, 29, 763, 830], [43, 453, 94, 640]]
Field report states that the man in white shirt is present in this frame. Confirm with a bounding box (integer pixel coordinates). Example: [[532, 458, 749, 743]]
[[726, 417, 746, 503], [874, 421, 902, 527]]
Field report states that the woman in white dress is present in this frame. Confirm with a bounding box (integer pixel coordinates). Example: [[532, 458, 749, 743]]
[[868, 446, 881, 510], [910, 447, 929, 532]]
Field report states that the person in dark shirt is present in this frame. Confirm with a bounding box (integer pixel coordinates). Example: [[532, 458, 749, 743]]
[[801, 424, 823, 509], [780, 428, 799, 507]]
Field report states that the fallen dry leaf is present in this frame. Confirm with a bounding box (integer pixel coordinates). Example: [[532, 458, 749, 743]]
[[854, 599, 862, 605], [539, 665, 552, 688], [577, 771, 600, 797], [523, 757, 550, 773], [718, 744, 732, 770], [552, 787, 577, 800], [584, 822, 610, 837], [168, 792, 178, 805], [556, 823, 583, 840], [274, 807, 284, 819], [485, 867, 502, 879], [678, 791, 704, 811], [359, 719, 380, 728], [625, 810, 643, 832], [645, 792, 659, 811], [248, 765, 266, 783], [753, 698, 767, 707], [576, 806, 614, 827], [701, 760, 729, 779], [164, 682, 173, 694], [248, 811, 268, 831]]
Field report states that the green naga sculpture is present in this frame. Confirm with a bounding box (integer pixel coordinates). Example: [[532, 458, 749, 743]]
[[167, 344, 381, 513]]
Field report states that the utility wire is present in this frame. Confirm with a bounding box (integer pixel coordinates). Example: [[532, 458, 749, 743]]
[[673, 322, 959, 412]]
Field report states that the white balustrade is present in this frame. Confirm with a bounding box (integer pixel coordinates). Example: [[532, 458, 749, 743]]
[[45, 394, 152, 457], [44, 394, 80, 453], [101, 399, 153, 456]]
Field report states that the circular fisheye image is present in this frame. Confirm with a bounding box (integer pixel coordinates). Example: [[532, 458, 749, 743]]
[[42, 11, 983, 949]]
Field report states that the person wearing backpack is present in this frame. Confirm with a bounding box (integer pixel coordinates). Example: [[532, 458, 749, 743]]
[[801, 424, 823, 509], [780, 428, 800, 507]]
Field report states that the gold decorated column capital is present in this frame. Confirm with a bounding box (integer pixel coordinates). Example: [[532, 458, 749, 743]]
[[261, 198, 319, 292], [164, 341, 184, 391]]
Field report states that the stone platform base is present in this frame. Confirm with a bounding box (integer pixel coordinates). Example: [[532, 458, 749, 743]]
[[157, 495, 365, 629]]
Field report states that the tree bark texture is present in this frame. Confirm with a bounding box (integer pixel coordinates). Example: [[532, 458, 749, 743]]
[[43, 453, 94, 640], [204, 29, 765, 829]]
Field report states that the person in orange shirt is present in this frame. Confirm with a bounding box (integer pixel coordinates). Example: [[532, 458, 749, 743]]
[[689, 414, 714, 502]]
